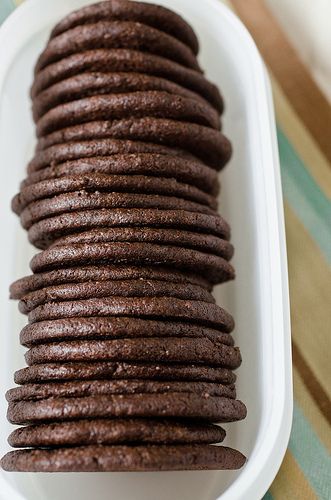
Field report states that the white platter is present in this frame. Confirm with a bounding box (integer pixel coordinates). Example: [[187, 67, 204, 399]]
[[0, 0, 292, 498]]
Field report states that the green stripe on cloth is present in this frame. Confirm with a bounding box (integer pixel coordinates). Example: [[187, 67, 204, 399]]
[[277, 127, 331, 265], [0, 0, 14, 24], [289, 403, 331, 499], [263, 491, 274, 500]]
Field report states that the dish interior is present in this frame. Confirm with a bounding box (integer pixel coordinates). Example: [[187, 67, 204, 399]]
[[0, 1, 282, 498]]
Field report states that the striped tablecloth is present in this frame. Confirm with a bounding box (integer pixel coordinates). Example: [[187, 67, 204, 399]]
[[1, 0, 330, 498], [228, 1, 331, 498]]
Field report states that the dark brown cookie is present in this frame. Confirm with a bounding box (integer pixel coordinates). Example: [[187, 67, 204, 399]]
[[35, 119, 231, 170], [8, 419, 226, 447], [14, 175, 217, 217], [28, 138, 199, 173], [6, 379, 236, 402], [48, 228, 232, 260], [1, 444, 246, 472], [18, 279, 215, 314], [11, 265, 212, 300], [53, 232, 229, 270], [19, 192, 217, 229], [22, 153, 219, 195], [8, 393, 247, 424], [24, 338, 241, 368], [32, 72, 215, 121], [36, 91, 220, 137], [30, 49, 222, 111], [27, 297, 234, 332], [14, 361, 237, 385], [29, 242, 235, 285], [35, 22, 200, 73], [19, 317, 234, 347], [12, 179, 216, 220], [28, 221, 231, 253], [27, 208, 230, 249], [50, 0, 200, 55]]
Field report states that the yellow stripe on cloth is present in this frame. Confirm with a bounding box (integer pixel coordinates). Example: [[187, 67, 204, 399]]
[[271, 77, 331, 199], [285, 203, 331, 400], [269, 450, 317, 500], [293, 366, 331, 454], [292, 342, 331, 426]]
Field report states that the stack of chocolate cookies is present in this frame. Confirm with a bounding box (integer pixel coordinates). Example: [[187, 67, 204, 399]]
[[1, 0, 247, 472]]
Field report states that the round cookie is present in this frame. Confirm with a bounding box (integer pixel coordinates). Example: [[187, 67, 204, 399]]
[[49, 228, 233, 260], [8, 419, 226, 447], [36, 91, 220, 137], [11, 265, 212, 300], [14, 361, 237, 385], [24, 338, 241, 368], [27, 297, 234, 332], [27, 208, 230, 249], [35, 22, 201, 73], [19, 317, 234, 347], [49, 0, 200, 55], [32, 72, 215, 121], [19, 192, 217, 229], [22, 153, 219, 195], [44, 230, 231, 273], [1, 444, 246, 472], [35, 118, 231, 170], [28, 222, 231, 253], [29, 242, 235, 284], [18, 279, 215, 314], [8, 392, 247, 424], [28, 138, 200, 173], [14, 175, 217, 215], [6, 379, 236, 402], [30, 49, 223, 111]]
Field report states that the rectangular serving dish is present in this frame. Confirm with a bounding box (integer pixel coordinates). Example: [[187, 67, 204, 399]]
[[0, 0, 292, 498]]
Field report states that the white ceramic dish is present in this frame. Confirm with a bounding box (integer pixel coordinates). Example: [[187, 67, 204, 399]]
[[0, 0, 292, 498]]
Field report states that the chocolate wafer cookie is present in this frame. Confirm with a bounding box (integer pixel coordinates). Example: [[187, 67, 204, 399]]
[[27, 207, 230, 249], [27, 297, 235, 332], [24, 338, 241, 368], [14, 361, 237, 386], [19, 317, 234, 347], [15, 175, 217, 215], [32, 72, 215, 121], [11, 266, 212, 299], [28, 138, 199, 173], [8, 419, 226, 447], [50, 0, 200, 55], [23, 153, 219, 194], [49, 228, 233, 259], [30, 49, 223, 110], [7, 379, 236, 402], [1, 444, 246, 472], [35, 119, 231, 169], [18, 279, 215, 314], [36, 91, 220, 138], [19, 192, 217, 229], [35, 22, 201, 73], [8, 392, 247, 424], [29, 242, 235, 284]]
